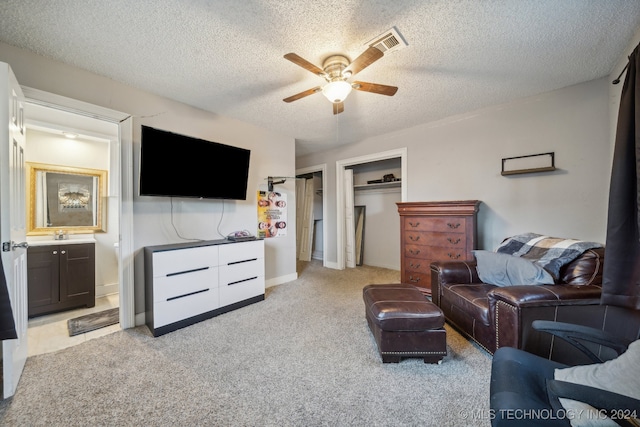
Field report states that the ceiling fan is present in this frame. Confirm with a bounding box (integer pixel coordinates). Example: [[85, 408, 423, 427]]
[[282, 46, 398, 115]]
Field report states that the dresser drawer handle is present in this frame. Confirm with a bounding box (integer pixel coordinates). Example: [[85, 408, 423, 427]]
[[448, 253, 461, 259], [409, 249, 421, 255], [408, 221, 420, 227], [167, 288, 209, 301], [447, 238, 461, 244], [409, 262, 421, 269], [409, 276, 421, 283], [409, 235, 420, 241], [227, 276, 258, 286], [166, 266, 209, 277], [227, 258, 258, 266], [447, 223, 461, 229]]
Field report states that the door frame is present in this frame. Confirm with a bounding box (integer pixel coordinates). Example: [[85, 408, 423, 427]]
[[295, 164, 327, 267], [21, 87, 135, 329], [336, 148, 407, 270]]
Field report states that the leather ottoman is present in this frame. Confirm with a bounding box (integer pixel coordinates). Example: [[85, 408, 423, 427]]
[[362, 283, 447, 363]]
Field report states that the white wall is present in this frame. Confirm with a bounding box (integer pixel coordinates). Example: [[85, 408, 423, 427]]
[[0, 41, 298, 316], [298, 77, 614, 266]]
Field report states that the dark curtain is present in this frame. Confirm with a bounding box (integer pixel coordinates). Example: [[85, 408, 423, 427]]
[[602, 42, 640, 310], [0, 255, 17, 341]]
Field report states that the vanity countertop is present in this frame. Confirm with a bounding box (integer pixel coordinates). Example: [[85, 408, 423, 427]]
[[27, 236, 97, 247]]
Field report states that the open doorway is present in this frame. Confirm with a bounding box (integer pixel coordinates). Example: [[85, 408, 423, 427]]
[[295, 164, 327, 268], [24, 104, 120, 355], [336, 148, 407, 270], [21, 87, 133, 355]]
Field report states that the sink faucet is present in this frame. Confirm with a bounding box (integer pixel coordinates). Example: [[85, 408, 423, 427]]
[[55, 229, 67, 240]]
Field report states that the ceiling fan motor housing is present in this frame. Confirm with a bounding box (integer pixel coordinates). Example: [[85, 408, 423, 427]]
[[322, 55, 350, 81]]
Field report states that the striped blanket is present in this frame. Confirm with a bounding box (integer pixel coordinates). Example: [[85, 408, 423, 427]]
[[496, 233, 603, 280]]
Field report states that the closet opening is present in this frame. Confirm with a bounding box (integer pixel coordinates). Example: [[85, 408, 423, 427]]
[[295, 164, 327, 269]]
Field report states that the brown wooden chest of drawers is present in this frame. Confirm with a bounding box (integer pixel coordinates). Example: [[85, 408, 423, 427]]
[[397, 200, 480, 295]]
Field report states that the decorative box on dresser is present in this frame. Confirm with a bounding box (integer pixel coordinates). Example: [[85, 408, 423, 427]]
[[396, 200, 480, 295], [145, 238, 265, 337]]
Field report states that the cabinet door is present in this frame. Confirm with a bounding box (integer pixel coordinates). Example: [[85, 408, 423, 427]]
[[27, 246, 60, 314], [59, 243, 95, 303]]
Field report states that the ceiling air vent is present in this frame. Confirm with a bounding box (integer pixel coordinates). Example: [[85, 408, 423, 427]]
[[365, 27, 408, 54]]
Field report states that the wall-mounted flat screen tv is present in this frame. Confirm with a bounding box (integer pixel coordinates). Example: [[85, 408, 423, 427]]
[[139, 125, 251, 200]]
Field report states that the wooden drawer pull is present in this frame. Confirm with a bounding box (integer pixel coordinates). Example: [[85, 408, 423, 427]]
[[448, 253, 461, 259], [409, 235, 420, 241], [409, 276, 421, 283], [409, 262, 421, 269], [447, 237, 461, 244], [447, 223, 461, 229], [409, 249, 421, 255], [408, 221, 420, 227]]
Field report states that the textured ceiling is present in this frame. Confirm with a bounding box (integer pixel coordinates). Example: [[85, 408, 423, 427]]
[[1, 0, 639, 156]]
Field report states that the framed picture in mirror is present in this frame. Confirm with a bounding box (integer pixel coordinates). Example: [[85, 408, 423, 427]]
[[25, 162, 107, 235]]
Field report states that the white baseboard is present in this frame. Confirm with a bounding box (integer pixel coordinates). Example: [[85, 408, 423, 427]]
[[96, 282, 119, 298], [325, 261, 341, 269], [266, 272, 298, 288]]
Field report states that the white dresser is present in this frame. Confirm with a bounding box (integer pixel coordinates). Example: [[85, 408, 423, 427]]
[[144, 239, 265, 337]]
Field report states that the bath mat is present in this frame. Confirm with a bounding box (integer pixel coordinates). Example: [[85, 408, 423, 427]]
[[67, 308, 119, 336]]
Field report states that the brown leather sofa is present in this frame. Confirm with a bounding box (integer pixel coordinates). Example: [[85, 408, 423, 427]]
[[430, 247, 605, 361]]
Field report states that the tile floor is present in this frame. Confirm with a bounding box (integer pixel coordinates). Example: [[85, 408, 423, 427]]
[[27, 294, 120, 357]]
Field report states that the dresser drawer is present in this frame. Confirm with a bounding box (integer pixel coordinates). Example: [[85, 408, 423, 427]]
[[404, 231, 467, 248], [404, 245, 468, 261], [153, 288, 219, 327], [152, 246, 219, 277], [403, 271, 431, 289], [153, 266, 219, 302], [219, 240, 263, 265], [220, 258, 263, 284], [404, 257, 432, 274], [404, 217, 467, 233], [219, 276, 265, 307]]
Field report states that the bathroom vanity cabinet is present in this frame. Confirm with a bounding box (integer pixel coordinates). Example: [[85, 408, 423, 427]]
[[27, 242, 96, 317]]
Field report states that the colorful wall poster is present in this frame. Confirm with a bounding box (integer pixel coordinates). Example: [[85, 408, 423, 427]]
[[257, 190, 288, 238]]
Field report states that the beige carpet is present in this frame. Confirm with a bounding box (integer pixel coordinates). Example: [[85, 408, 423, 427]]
[[0, 260, 491, 426]]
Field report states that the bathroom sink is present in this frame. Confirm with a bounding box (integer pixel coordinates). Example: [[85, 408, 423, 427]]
[[26, 236, 97, 247]]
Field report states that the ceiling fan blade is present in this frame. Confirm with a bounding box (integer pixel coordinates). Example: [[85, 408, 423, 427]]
[[333, 102, 344, 115], [283, 87, 322, 103], [284, 53, 325, 76], [343, 46, 384, 77], [352, 81, 398, 96]]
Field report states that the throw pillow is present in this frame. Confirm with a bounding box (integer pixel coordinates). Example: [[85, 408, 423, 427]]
[[473, 250, 555, 287], [554, 339, 640, 427], [495, 233, 603, 280]]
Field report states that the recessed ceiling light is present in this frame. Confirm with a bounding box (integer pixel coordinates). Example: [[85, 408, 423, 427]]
[[62, 132, 78, 139]]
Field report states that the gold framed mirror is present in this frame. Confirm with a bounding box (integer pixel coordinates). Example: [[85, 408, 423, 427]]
[[26, 162, 107, 235]]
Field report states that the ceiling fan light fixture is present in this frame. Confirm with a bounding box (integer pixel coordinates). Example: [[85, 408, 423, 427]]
[[322, 80, 352, 103]]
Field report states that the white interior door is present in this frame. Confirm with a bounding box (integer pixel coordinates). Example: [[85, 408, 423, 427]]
[[297, 179, 314, 262], [344, 169, 356, 268], [1, 62, 28, 399]]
